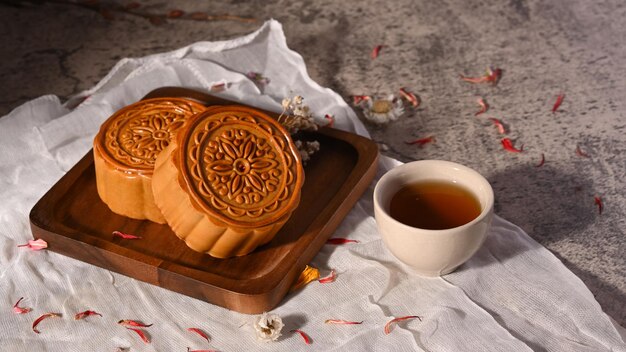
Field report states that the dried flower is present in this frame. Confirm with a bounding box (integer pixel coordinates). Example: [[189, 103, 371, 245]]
[[112, 231, 142, 239], [501, 138, 523, 153], [254, 312, 284, 342], [552, 94, 565, 113], [13, 297, 31, 314], [32, 313, 61, 334], [290, 265, 320, 292], [360, 95, 404, 124], [278, 95, 319, 134], [326, 238, 359, 245], [475, 97, 489, 116], [291, 329, 312, 344], [17, 238, 48, 251], [325, 319, 363, 325], [405, 136, 435, 147], [294, 140, 320, 165], [187, 328, 210, 343], [384, 315, 422, 335], [535, 153, 546, 167], [247, 71, 270, 86], [318, 270, 336, 284], [118, 319, 152, 327], [594, 196, 603, 215], [74, 310, 102, 320]]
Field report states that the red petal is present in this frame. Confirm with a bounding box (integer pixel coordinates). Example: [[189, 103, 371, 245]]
[[291, 329, 312, 344], [535, 153, 545, 167], [17, 238, 48, 251], [352, 95, 370, 105], [318, 270, 336, 284], [475, 98, 489, 116], [384, 315, 422, 335], [74, 310, 102, 320], [371, 45, 384, 59], [399, 88, 420, 108], [118, 319, 153, 327], [325, 319, 363, 325], [13, 297, 31, 314], [210, 83, 227, 92], [575, 145, 590, 158], [594, 196, 603, 215], [486, 67, 502, 85], [488, 118, 506, 134], [127, 328, 150, 344], [405, 136, 435, 147], [112, 231, 142, 240], [501, 138, 523, 153], [326, 238, 359, 245], [168, 9, 185, 18], [552, 94, 565, 113], [324, 114, 335, 128], [460, 75, 487, 84], [32, 313, 61, 334], [187, 327, 210, 343]]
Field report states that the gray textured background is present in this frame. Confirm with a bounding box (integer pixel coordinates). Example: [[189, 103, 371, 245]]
[[1, 0, 624, 327]]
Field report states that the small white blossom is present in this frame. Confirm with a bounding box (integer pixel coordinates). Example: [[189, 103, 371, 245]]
[[254, 312, 284, 342], [295, 140, 320, 165], [361, 94, 405, 124]]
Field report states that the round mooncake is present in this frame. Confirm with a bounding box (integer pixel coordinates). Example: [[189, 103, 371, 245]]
[[152, 105, 304, 258], [93, 97, 205, 223]]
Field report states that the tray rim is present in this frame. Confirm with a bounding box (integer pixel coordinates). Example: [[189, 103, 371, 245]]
[[29, 87, 379, 312]]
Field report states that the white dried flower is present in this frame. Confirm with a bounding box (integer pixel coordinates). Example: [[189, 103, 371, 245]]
[[254, 312, 284, 342], [278, 95, 320, 134], [295, 140, 320, 165], [361, 94, 405, 124]]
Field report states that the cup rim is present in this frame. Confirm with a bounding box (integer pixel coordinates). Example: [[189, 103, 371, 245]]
[[373, 159, 494, 234]]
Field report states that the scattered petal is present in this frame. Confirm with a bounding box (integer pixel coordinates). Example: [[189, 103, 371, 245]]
[[552, 94, 565, 113], [399, 88, 420, 108], [594, 196, 603, 215], [74, 310, 102, 320], [371, 45, 384, 59], [488, 118, 507, 134], [210, 82, 228, 92], [187, 328, 210, 343], [324, 114, 335, 128], [148, 15, 164, 26], [405, 136, 435, 147], [187, 348, 219, 352], [325, 319, 363, 325], [246, 71, 270, 85], [535, 153, 545, 167], [352, 95, 371, 105], [17, 238, 48, 251], [501, 138, 523, 153], [290, 265, 320, 292], [13, 297, 31, 314], [575, 145, 590, 158], [254, 312, 283, 342], [32, 313, 61, 334], [291, 329, 312, 344], [326, 238, 359, 245], [318, 270, 336, 284], [460, 67, 502, 85], [118, 319, 152, 327], [168, 9, 185, 18], [475, 97, 489, 116], [384, 315, 422, 335], [127, 328, 150, 344], [112, 231, 142, 240]]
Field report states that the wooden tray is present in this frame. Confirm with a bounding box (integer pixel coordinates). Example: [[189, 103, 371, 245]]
[[29, 87, 379, 314]]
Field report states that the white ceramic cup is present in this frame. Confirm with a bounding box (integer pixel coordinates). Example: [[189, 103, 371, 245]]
[[373, 160, 494, 276]]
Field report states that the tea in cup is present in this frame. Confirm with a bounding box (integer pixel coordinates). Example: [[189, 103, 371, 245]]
[[373, 160, 494, 276]]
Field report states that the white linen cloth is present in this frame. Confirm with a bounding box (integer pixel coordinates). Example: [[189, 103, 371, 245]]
[[0, 20, 624, 351]]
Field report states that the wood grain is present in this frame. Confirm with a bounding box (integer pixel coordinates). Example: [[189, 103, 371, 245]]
[[29, 87, 379, 314]]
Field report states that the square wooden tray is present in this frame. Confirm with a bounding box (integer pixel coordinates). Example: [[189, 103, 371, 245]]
[[29, 87, 379, 314]]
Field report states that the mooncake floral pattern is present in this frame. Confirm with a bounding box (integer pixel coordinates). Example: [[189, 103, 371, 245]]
[[100, 99, 204, 169], [185, 110, 300, 223]]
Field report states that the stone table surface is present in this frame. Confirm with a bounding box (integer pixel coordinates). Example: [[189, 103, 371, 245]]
[[1, 0, 624, 327]]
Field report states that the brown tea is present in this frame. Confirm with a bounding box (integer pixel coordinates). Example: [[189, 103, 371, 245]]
[[389, 180, 481, 230]]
